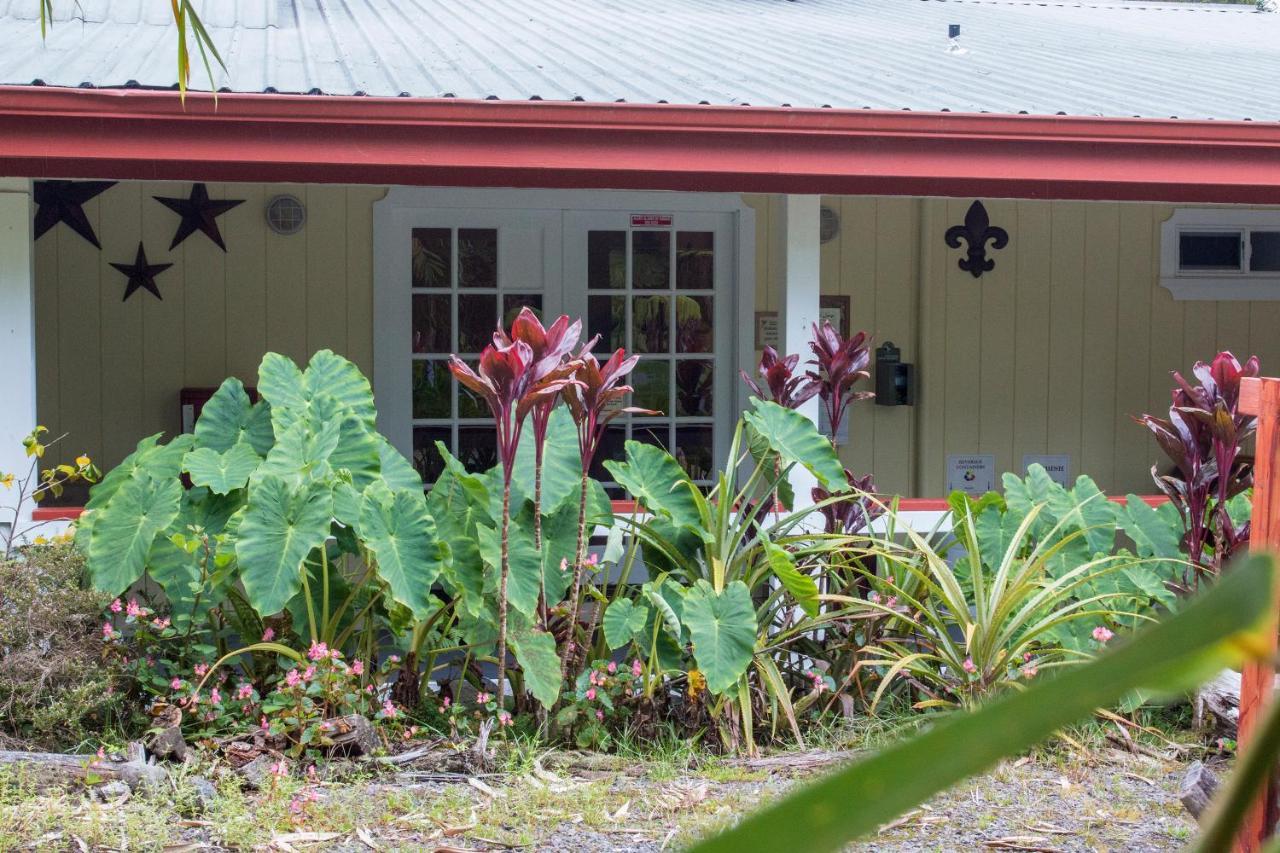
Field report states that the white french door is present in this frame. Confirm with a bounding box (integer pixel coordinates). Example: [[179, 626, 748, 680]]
[[373, 190, 749, 491]]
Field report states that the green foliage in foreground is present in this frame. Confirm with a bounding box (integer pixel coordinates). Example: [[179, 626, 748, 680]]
[[694, 552, 1276, 853]]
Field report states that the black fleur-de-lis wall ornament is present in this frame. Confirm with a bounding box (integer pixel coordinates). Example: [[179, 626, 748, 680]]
[[945, 200, 1009, 279], [110, 242, 172, 302], [153, 183, 245, 251], [33, 180, 116, 248]]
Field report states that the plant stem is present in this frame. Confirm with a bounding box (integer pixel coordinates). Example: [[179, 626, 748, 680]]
[[320, 545, 331, 644], [496, 477, 512, 708], [299, 557, 318, 644], [565, 469, 590, 675]]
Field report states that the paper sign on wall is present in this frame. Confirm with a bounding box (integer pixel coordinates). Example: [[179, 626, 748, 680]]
[[1022, 454, 1071, 487], [946, 454, 995, 496]]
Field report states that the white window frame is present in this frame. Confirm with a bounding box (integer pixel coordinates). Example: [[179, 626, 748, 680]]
[[1160, 209, 1280, 300], [372, 187, 756, 475]]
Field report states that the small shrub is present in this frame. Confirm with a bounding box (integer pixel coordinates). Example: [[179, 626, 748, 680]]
[[0, 544, 134, 749]]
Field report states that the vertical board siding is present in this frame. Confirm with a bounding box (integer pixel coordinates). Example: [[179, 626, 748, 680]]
[[34, 182, 386, 468]]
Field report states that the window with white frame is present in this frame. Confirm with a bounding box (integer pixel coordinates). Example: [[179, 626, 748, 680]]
[[1161, 209, 1280, 300]]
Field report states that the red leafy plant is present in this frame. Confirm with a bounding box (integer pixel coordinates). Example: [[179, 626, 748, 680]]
[[740, 346, 820, 410], [807, 321, 874, 444], [448, 315, 582, 703], [1136, 351, 1260, 594], [561, 346, 655, 671]]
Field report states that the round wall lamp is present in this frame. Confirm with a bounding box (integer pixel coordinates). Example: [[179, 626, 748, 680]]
[[265, 194, 306, 236]]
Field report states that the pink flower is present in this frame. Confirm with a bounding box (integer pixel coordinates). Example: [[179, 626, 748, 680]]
[[388, 655, 401, 664], [809, 671, 826, 694], [270, 760, 288, 777], [962, 658, 977, 674], [109, 599, 122, 613], [285, 669, 302, 687], [607, 661, 617, 674], [1021, 665, 1038, 678], [382, 699, 398, 718], [307, 641, 329, 661], [126, 599, 142, 618], [1092, 626, 1114, 644], [260, 716, 270, 731], [442, 696, 451, 709], [868, 591, 881, 604], [152, 616, 170, 630], [170, 677, 183, 691], [631, 659, 643, 678], [585, 553, 599, 567], [497, 710, 513, 727], [193, 663, 209, 678], [476, 691, 492, 705], [261, 627, 275, 642], [886, 596, 898, 608], [101, 622, 114, 639], [559, 557, 569, 572], [210, 687, 222, 705], [351, 660, 364, 676], [302, 666, 316, 681], [365, 684, 374, 693], [236, 683, 254, 701], [96, 747, 106, 761], [585, 687, 597, 701], [1023, 651, 1033, 662], [595, 709, 604, 721]]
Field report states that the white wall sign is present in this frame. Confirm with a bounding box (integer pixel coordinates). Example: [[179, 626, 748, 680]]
[[946, 454, 995, 496], [1022, 454, 1071, 486]]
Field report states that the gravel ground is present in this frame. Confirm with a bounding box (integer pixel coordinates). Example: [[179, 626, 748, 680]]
[[0, 745, 1205, 851]]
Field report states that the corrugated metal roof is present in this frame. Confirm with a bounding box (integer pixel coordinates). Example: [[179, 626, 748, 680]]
[[0, 0, 1276, 121]]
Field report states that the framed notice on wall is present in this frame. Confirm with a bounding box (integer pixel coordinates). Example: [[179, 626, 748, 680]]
[[754, 311, 779, 349], [820, 295, 851, 339], [946, 454, 995, 496]]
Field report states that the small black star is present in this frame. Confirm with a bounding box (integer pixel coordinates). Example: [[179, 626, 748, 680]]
[[153, 183, 244, 251], [110, 243, 172, 302], [33, 180, 116, 248]]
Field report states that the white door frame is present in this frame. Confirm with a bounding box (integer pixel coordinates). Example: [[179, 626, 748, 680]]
[[0, 178, 34, 541], [373, 187, 756, 469]]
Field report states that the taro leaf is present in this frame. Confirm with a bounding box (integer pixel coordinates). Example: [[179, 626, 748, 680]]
[[426, 464, 489, 618], [691, 553, 1276, 853], [476, 501, 543, 618], [1067, 475, 1116, 555], [973, 502, 1023, 571], [257, 418, 340, 485], [511, 406, 585, 513], [763, 540, 819, 618], [743, 399, 848, 490], [604, 440, 701, 529], [87, 471, 183, 597], [85, 433, 193, 512], [359, 481, 448, 621], [1114, 495, 1183, 560], [236, 474, 333, 617], [539, 497, 587, 605], [510, 627, 562, 709], [332, 481, 362, 528], [379, 436, 425, 492], [194, 377, 274, 455], [644, 579, 685, 640], [148, 489, 241, 632], [681, 579, 756, 695], [603, 598, 652, 650], [183, 443, 261, 495], [257, 349, 376, 435], [303, 349, 377, 425], [256, 352, 308, 433]]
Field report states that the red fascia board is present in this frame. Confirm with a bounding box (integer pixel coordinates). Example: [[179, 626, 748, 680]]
[[1, 87, 1280, 203]]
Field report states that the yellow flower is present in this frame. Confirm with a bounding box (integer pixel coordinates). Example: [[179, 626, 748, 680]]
[[0, 473, 12, 489], [75, 455, 91, 468], [32, 536, 47, 546]]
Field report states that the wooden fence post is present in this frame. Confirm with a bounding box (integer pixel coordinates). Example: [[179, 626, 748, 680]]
[[1236, 376, 1280, 852]]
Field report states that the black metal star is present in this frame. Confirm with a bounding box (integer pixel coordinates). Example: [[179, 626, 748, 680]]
[[153, 183, 245, 251], [32, 180, 116, 249], [110, 243, 172, 302]]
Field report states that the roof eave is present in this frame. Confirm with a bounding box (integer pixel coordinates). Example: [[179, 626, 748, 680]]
[[1, 86, 1279, 203]]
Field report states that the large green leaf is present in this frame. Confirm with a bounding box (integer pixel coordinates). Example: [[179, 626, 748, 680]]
[[359, 481, 448, 621], [1114, 495, 1183, 560], [379, 437, 424, 492], [147, 487, 242, 627], [194, 377, 274, 455], [304, 349, 377, 425], [603, 440, 701, 528], [476, 501, 543, 619], [511, 627, 563, 709], [85, 433, 193, 512], [692, 553, 1277, 853], [763, 540, 819, 618], [426, 464, 490, 618], [743, 399, 847, 490], [510, 406, 585, 513], [256, 352, 309, 433], [183, 443, 261, 495], [256, 418, 340, 485], [682, 580, 757, 695], [538, 497, 592, 605], [603, 598, 652, 650], [86, 471, 183, 596], [236, 475, 333, 617]]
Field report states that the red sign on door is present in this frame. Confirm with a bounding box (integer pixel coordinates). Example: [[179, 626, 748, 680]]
[[630, 213, 673, 227]]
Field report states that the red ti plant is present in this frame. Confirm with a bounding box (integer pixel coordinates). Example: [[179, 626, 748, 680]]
[[448, 323, 581, 704], [561, 346, 656, 669], [740, 346, 820, 410], [1136, 351, 1260, 594], [813, 471, 883, 536], [807, 321, 874, 444], [498, 308, 583, 549]]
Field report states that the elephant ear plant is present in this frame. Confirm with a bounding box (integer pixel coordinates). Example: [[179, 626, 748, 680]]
[[80, 350, 451, 680]]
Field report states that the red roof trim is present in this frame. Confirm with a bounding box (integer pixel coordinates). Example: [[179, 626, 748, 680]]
[[1, 87, 1280, 202]]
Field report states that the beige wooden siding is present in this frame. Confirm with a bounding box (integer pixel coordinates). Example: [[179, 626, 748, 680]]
[[34, 183, 386, 469]]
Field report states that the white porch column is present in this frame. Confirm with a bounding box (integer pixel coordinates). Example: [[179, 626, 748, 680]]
[[780, 194, 822, 506], [0, 178, 35, 539]]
